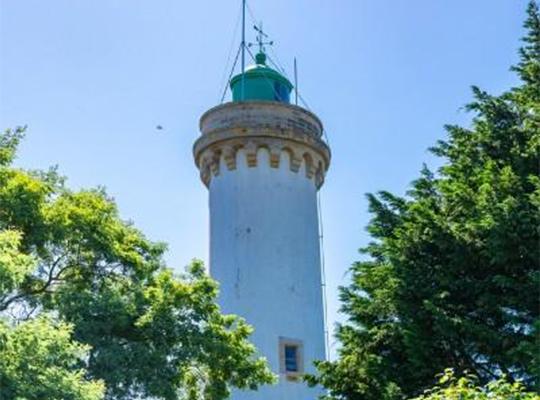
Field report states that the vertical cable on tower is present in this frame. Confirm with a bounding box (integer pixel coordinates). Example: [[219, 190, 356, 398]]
[[318, 191, 331, 360], [241, 0, 246, 101], [294, 57, 298, 106]]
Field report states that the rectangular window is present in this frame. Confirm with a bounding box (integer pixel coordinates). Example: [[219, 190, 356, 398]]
[[284, 345, 298, 372], [273, 82, 290, 103], [279, 337, 303, 380]]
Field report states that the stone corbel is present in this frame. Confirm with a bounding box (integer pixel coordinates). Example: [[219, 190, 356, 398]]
[[245, 142, 258, 167], [200, 158, 211, 186], [210, 150, 221, 176], [269, 143, 282, 168], [315, 166, 325, 188], [290, 154, 302, 172], [223, 145, 237, 171], [304, 154, 315, 179]]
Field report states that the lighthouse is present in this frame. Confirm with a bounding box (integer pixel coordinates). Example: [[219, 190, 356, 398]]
[[193, 35, 330, 399]]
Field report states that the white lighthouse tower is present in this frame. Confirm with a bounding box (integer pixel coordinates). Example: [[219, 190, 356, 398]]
[[193, 31, 330, 399]]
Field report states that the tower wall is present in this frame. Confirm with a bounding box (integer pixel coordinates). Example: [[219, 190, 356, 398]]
[[210, 149, 324, 399], [194, 101, 330, 400]]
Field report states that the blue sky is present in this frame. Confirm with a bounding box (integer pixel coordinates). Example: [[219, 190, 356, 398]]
[[0, 0, 528, 356]]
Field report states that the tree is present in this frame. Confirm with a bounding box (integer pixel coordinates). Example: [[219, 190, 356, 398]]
[[307, 2, 540, 399], [412, 369, 539, 400], [0, 126, 275, 399], [0, 315, 106, 400], [0, 229, 106, 400]]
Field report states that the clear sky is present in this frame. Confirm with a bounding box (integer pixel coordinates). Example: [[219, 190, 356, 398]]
[[0, 0, 528, 357]]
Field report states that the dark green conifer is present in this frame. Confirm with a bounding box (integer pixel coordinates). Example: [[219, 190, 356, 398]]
[[307, 3, 540, 398]]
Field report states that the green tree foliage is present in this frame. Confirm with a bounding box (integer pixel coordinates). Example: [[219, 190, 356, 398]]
[[307, 3, 540, 399], [0, 126, 274, 399], [413, 369, 539, 400], [0, 315, 106, 400], [0, 230, 34, 297], [0, 228, 106, 400]]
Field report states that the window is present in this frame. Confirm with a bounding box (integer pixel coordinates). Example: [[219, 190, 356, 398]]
[[273, 82, 290, 103], [284, 345, 298, 372], [279, 337, 303, 380]]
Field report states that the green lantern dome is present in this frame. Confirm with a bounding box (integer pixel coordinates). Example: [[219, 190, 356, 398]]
[[230, 52, 293, 103]]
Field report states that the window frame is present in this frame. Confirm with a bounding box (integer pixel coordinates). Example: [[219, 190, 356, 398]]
[[278, 337, 304, 381]]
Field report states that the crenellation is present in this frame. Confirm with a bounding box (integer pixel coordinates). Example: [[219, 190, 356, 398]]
[[197, 141, 328, 187]]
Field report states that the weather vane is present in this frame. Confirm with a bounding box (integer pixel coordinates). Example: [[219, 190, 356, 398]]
[[248, 22, 273, 54]]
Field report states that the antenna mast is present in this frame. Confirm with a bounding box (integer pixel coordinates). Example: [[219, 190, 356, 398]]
[[241, 0, 246, 101], [294, 57, 298, 105]]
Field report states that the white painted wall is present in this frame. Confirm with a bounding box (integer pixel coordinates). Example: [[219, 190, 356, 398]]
[[209, 148, 326, 400]]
